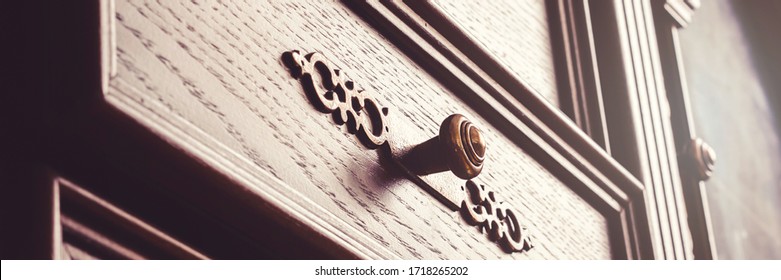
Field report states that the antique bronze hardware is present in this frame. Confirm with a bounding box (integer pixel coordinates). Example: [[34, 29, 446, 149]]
[[461, 180, 533, 253], [282, 50, 390, 149], [685, 138, 716, 181], [402, 114, 486, 179], [283, 50, 533, 254]]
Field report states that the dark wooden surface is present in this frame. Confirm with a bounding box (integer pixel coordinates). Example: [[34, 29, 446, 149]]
[[0, 163, 57, 259], [5, 0, 343, 260], [103, 0, 614, 259], [56, 179, 209, 260]]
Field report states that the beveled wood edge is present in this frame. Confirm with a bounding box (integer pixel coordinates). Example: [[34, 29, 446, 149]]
[[651, 0, 716, 259], [51, 174, 62, 259], [361, 0, 652, 259], [373, 1, 625, 209], [104, 79, 400, 260], [100, 0, 408, 260], [100, 0, 116, 95], [389, 0, 643, 199], [547, 0, 611, 152], [53, 178, 210, 259], [661, 0, 700, 27], [587, 0, 695, 259], [59, 215, 146, 259]]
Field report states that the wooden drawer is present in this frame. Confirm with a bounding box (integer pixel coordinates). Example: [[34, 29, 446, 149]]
[[420, 0, 559, 106], [99, 0, 646, 259]]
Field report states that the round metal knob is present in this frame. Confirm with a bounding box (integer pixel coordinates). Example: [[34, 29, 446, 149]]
[[402, 114, 486, 179], [685, 138, 716, 181]]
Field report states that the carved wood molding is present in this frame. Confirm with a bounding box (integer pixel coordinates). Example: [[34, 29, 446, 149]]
[[100, 0, 117, 94], [588, 0, 709, 259], [347, 0, 652, 259], [651, 0, 716, 259], [548, 0, 610, 151], [99, 0, 400, 260], [663, 0, 701, 27], [54, 178, 208, 259]]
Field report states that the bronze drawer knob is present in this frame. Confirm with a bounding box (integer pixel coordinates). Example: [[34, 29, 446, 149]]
[[402, 114, 486, 179], [685, 138, 716, 181]]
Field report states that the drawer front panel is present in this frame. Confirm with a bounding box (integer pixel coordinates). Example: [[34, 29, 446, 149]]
[[426, 0, 559, 106], [105, 0, 611, 259]]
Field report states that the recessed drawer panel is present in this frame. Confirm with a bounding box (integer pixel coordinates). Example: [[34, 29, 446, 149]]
[[103, 0, 611, 259], [422, 0, 559, 106]]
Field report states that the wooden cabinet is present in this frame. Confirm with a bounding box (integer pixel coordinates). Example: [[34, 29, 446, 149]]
[[2, 0, 719, 260]]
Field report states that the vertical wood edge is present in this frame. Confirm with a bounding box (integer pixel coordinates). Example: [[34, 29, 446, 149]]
[[651, 0, 715, 259], [100, 0, 116, 95], [52, 179, 63, 259], [593, 0, 698, 259], [549, 0, 611, 152]]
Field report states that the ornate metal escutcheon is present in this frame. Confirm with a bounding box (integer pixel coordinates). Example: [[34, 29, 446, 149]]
[[283, 50, 533, 254], [461, 180, 534, 253], [282, 50, 389, 149]]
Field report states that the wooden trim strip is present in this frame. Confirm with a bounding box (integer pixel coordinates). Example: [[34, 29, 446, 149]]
[[100, 0, 116, 95], [60, 215, 146, 259], [346, 0, 653, 259], [548, 0, 611, 152], [587, 0, 696, 259], [390, 0, 644, 200], [99, 0, 394, 259], [652, 0, 716, 259], [104, 79, 398, 259], [55, 178, 209, 259]]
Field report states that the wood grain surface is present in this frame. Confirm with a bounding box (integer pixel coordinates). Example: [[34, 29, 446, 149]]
[[430, 0, 559, 107], [104, 0, 611, 259]]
